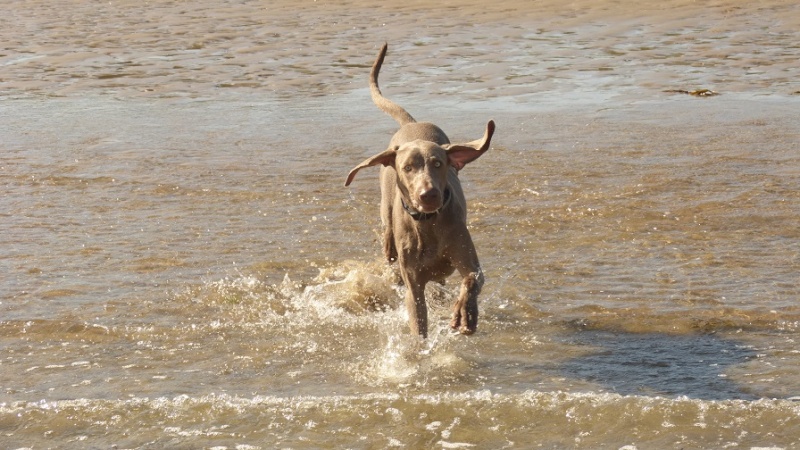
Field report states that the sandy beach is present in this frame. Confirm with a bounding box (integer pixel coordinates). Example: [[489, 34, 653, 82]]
[[2, 1, 800, 448], [2, 0, 798, 100]]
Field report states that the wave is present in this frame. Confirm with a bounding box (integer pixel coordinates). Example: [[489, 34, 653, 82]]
[[3, 390, 800, 449]]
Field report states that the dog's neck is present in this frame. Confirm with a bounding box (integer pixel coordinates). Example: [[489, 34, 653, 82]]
[[400, 188, 451, 221]]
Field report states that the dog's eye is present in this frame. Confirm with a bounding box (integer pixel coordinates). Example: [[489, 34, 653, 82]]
[[433, 161, 442, 168], [403, 165, 413, 172]]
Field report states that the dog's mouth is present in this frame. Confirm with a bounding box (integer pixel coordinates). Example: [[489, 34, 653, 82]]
[[414, 197, 442, 213], [401, 188, 451, 220], [414, 187, 451, 214]]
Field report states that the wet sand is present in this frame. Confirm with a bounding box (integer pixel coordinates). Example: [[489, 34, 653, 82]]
[[3, 0, 799, 100]]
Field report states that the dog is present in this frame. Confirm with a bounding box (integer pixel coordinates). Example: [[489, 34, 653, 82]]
[[344, 43, 495, 338]]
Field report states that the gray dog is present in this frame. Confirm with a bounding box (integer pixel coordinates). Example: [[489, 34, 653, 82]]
[[345, 43, 495, 338]]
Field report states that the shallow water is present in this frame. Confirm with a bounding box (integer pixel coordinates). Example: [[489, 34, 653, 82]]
[[2, 0, 800, 448]]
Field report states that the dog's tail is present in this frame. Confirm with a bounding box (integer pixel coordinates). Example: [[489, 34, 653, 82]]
[[370, 43, 416, 126]]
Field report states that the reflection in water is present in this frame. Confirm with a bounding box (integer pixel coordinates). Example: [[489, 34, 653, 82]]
[[562, 331, 757, 400]]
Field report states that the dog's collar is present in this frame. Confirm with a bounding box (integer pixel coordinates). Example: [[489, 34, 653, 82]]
[[401, 188, 451, 221]]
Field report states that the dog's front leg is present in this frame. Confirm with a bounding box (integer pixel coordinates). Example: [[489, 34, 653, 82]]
[[383, 226, 397, 263], [401, 271, 429, 338], [380, 168, 398, 263], [451, 269, 482, 335]]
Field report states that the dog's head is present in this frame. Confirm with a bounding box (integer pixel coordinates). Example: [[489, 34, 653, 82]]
[[344, 121, 495, 213]]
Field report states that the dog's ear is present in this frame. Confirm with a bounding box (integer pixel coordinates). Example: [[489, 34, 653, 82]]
[[344, 147, 398, 186], [444, 120, 495, 171]]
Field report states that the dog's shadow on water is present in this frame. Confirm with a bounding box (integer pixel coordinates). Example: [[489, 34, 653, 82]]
[[559, 330, 758, 400]]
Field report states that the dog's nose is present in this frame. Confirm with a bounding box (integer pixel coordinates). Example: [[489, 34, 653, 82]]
[[419, 188, 440, 203], [419, 188, 439, 208]]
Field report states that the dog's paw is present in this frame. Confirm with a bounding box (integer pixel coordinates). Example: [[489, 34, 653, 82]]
[[450, 311, 477, 335]]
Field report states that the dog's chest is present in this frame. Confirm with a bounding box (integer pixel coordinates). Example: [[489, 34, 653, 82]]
[[396, 222, 452, 267]]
